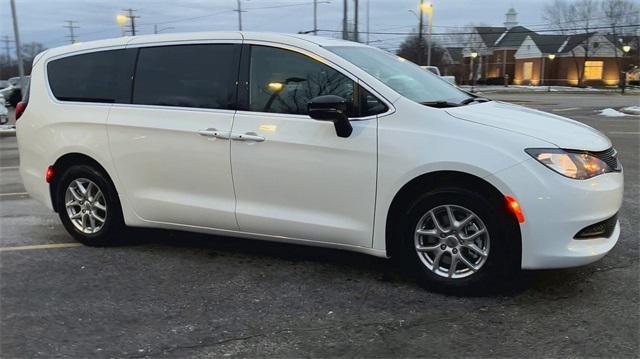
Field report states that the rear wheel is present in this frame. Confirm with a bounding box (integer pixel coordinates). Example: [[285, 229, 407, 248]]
[[56, 165, 126, 246], [397, 188, 520, 295]]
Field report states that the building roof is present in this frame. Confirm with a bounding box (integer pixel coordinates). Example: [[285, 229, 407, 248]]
[[494, 26, 536, 48], [443, 47, 464, 63], [475, 27, 507, 47], [560, 32, 595, 53], [474, 25, 535, 49], [529, 34, 569, 54]]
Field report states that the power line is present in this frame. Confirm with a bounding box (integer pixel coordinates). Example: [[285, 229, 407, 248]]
[[317, 23, 640, 36], [63, 20, 79, 44]]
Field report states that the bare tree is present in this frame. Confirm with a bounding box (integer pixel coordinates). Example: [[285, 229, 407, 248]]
[[601, 0, 640, 84], [396, 35, 446, 67], [543, 0, 600, 86]]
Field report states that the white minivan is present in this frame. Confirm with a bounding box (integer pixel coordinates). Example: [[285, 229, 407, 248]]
[[17, 32, 623, 294]]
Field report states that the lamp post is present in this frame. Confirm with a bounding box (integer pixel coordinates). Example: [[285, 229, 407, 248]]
[[420, 2, 433, 66], [621, 45, 631, 94], [470, 51, 478, 93], [546, 53, 555, 92], [116, 14, 129, 36]]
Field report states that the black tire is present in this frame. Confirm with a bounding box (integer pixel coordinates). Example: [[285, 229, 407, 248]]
[[56, 164, 126, 246], [396, 187, 521, 296], [8, 90, 21, 107]]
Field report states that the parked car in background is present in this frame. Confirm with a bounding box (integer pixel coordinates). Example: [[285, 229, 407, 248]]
[[1, 76, 30, 107], [421, 66, 456, 85], [17, 32, 623, 294], [0, 95, 7, 124]]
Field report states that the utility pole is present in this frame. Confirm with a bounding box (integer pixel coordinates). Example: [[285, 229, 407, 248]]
[[426, 3, 433, 66], [1, 36, 13, 65], [342, 0, 348, 40], [354, 0, 359, 42], [418, 0, 424, 65], [63, 20, 79, 44], [10, 0, 25, 99], [122, 8, 138, 36], [366, 0, 370, 44], [313, 0, 318, 35], [235, 0, 243, 31]]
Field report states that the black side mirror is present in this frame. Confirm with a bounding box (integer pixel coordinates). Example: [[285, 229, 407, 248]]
[[307, 95, 353, 138]]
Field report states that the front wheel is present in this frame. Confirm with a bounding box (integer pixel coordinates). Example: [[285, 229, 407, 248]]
[[56, 165, 126, 246], [398, 188, 520, 295]]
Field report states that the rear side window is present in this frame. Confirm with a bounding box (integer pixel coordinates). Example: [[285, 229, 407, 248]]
[[47, 49, 136, 103], [133, 44, 240, 109]]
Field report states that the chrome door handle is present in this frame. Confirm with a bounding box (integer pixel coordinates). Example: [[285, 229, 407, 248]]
[[198, 128, 230, 139], [231, 132, 265, 142]]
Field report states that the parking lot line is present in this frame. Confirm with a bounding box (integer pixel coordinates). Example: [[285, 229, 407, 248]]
[[0, 243, 82, 252], [608, 131, 640, 135], [552, 107, 580, 112], [0, 192, 29, 197], [0, 166, 19, 170]]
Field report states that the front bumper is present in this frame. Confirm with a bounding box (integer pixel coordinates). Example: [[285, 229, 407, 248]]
[[487, 158, 623, 269]]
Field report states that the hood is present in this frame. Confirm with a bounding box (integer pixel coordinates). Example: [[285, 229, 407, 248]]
[[445, 101, 611, 151]]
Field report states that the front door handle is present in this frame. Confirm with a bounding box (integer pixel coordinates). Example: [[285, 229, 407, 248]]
[[198, 128, 230, 139], [231, 132, 265, 142]]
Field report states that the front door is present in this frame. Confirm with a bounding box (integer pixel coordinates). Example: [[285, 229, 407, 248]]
[[230, 45, 379, 247], [108, 43, 241, 230]]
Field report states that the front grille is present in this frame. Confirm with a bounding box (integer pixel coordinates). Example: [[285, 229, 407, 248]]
[[592, 147, 622, 171], [574, 213, 618, 239]]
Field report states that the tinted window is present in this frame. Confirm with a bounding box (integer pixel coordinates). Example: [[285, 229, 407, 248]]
[[249, 46, 354, 115], [360, 87, 387, 117], [48, 49, 136, 103], [133, 44, 240, 109]]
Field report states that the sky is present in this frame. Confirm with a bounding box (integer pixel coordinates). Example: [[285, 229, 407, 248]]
[[0, 0, 548, 52]]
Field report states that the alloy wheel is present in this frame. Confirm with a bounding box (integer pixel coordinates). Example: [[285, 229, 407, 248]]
[[64, 178, 108, 234], [414, 204, 490, 279]]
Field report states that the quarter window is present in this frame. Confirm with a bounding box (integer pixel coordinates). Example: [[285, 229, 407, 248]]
[[47, 49, 136, 103], [249, 46, 354, 115], [133, 44, 240, 109]]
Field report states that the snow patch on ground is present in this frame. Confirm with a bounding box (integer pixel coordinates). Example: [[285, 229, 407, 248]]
[[598, 108, 629, 117], [620, 106, 640, 115]]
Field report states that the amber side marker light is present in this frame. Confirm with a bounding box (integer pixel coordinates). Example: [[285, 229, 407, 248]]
[[505, 195, 525, 223], [45, 166, 54, 183]]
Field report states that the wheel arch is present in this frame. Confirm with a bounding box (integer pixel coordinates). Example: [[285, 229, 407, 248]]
[[49, 153, 117, 213], [384, 170, 522, 260]]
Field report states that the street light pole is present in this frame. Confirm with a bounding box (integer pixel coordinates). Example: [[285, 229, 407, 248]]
[[425, 3, 433, 66], [418, 0, 424, 65], [547, 53, 555, 92], [470, 51, 478, 93], [9, 0, 25, 100], [621, 45, 631, 94], [313, 0, 318, 35], [366, 0, 370, 44]]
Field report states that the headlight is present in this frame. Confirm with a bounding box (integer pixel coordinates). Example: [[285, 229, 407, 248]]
[[525, 148, 614, 179]]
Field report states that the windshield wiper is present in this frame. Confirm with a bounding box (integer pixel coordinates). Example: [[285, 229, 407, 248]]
[[420, 101, 461, 108], [460, 97, 491, 105]]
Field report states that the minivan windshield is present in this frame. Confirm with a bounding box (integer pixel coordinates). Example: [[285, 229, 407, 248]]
[[327, 46, 472, 106]]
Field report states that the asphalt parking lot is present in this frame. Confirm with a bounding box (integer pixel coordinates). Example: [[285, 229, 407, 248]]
[[1, 93, 639, 358]]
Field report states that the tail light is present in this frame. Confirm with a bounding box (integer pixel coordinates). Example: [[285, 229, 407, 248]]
[[15, 101, 27, 120]]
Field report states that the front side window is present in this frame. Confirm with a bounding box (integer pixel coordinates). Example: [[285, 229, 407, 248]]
[[133, 44, 240, 109], [48, 49, 136, 103], [249, 46, 354, 115]]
